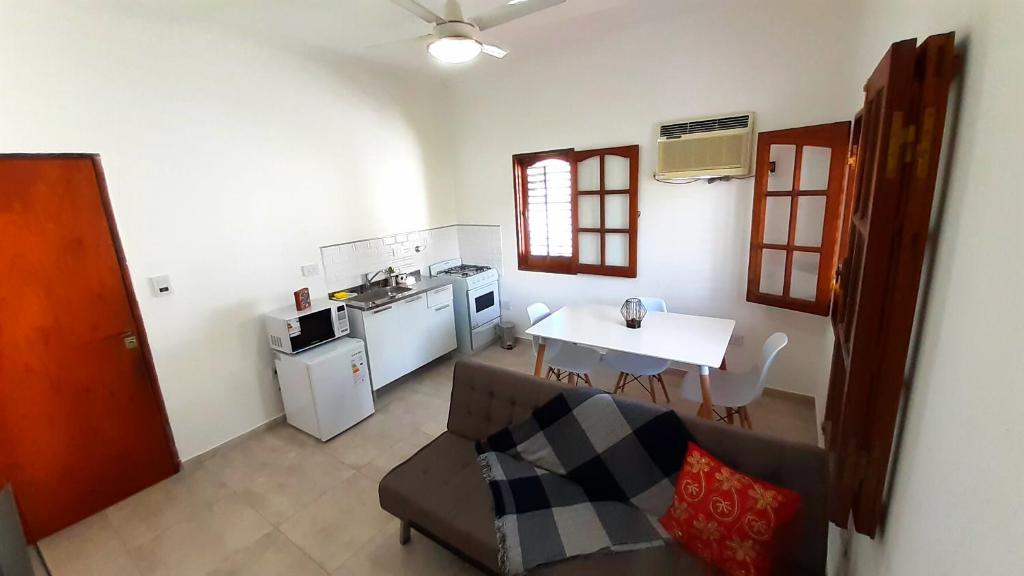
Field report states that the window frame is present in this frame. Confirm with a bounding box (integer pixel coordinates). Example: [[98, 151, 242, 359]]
[[513, 148, 578, 275], [746, 122, 851, 315], [513, 145, 640, 278]]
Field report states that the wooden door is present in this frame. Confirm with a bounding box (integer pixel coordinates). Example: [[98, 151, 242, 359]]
[[0, 156, 178, 542], [824, 33, 957, 536]]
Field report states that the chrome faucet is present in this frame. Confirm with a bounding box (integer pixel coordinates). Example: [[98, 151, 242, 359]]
[[362, 269, 386, 290]]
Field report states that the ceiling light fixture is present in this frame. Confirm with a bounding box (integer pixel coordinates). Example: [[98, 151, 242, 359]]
[[427, 36, 482, 64]]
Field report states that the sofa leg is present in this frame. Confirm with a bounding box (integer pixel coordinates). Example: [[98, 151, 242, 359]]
[[400, 520, 411, 545]]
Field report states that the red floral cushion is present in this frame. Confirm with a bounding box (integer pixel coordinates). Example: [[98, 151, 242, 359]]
[[659, 443, 802, 576]]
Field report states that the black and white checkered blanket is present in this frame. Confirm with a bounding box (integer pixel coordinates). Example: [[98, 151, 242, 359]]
[[477, 388, 693, 574]]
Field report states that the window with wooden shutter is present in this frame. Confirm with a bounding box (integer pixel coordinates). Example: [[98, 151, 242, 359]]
[[514, 145, 639, 277], [746, 123, 851, 315]]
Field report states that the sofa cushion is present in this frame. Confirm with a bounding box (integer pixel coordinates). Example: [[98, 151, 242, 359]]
[[379, 432, 714, 575]]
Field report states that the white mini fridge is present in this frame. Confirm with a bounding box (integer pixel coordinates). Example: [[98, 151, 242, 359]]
[[274, 337, 374, 441]]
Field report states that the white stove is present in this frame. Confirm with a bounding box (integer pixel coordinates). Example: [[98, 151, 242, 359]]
[[430, 258, 501, 354]]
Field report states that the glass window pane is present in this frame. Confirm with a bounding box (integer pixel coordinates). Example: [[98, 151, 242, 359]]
[[795, 196, 827, 247], [579, 195, 600, 229], [791, 252, 820, 300], [605, 233, 629, 267], [759, 249, 786, 295], [577, 156, 600, 192], [764, 197, 791, 245], [604, 194, 629, 229], [579, 232, 600, 265], [800, 146, 832, 191], [768, 145, 796, 192], [604, 155, 630, 190]]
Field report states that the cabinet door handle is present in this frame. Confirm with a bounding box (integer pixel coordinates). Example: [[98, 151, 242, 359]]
[[372, 306, 393, 315], [405, 296, 424, 304], [433, 287, 449, 294], [434, 304, 451, 312]]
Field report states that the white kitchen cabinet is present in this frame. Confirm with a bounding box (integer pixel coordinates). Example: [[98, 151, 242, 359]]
[[348, 285, 457, 390]]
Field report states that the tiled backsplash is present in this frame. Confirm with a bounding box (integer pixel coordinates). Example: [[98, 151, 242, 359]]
[[321, 224, 501, 293]]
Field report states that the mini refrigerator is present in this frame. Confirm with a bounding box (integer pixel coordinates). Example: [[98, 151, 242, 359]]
[[274, 337, 374, 441]]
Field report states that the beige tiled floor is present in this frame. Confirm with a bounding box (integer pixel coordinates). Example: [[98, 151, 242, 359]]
[[36, 342, 817, 576]]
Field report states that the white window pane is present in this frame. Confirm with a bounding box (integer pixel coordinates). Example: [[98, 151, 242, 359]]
[[800, 146, 832, 191], [791, 252, 820, 300], [795, 196, 827, 247], [605, 233, 629, 267], [759, 249, 786, 295], [579, 232, 600, 265], [577, 156, 600, 192], [764, 197, 791, 245], [768, 144, 795, 192], [578, 196, 600, 228], [604, 195, 629, 229], [604, 155, 630, 190]]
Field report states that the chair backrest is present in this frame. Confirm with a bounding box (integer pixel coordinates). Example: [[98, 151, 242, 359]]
[[527, 302, 552, 326], [638, 297, 667, 313], [526, 303, 553, 356], [755, 332, 789, 392]]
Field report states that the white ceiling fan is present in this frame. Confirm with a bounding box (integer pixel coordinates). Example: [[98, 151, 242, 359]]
[[390, 0, 566, 64]]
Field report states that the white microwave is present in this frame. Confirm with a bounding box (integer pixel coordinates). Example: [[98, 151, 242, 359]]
[[264, 299, 350, 354]]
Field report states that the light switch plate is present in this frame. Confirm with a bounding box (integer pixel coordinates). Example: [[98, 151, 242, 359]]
[[149, 275, 173, 297], [301, 263, 320, 277]]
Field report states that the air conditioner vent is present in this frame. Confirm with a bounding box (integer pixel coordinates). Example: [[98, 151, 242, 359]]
[[656, 112, 755, 179], [659, 115, 751, 139]]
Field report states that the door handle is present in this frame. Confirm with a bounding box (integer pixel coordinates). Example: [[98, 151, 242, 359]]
[[404, 296, 424, 304], [121, 331, 139, 349], [371, 306, 393, 315], [434, 304, 451, 312]]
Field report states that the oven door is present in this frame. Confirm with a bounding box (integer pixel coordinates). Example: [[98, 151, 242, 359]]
[[467, 282, 500, 329]]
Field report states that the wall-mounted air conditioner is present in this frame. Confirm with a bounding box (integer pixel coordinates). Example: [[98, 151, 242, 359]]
[[656, 112, 755, 180]]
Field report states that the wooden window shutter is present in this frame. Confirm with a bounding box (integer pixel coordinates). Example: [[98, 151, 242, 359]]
[[513, 149, 577, 274], [747, 122, 851, 315], [573, 145, 640, 278]]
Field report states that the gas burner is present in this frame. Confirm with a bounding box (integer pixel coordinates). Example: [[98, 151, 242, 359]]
[[439, 264, 491, 277]]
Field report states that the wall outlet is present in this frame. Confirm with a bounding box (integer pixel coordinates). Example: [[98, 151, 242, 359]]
[[148, 275, 173, 297], [730, 334, 744, 346], [501, 300, 511, 312], [301, 263, 320, 277]]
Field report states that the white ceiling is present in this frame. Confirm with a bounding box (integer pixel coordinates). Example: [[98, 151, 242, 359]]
[[81, 0, 662, 69]]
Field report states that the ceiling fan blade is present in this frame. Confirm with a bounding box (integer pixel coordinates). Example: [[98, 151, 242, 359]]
[[389, 0, 447, 25], [472, 0, 566, 31], [481, 43, 509, 59]]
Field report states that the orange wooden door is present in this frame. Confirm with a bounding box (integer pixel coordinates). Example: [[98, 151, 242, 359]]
[[0, 156, 178, 542]]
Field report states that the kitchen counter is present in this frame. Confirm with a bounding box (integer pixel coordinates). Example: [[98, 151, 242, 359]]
[[340, 276, 454, 312]]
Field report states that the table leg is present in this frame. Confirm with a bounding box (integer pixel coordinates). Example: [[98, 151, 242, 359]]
[[533, 342, 547, 377], [697, 366, 714, 420]]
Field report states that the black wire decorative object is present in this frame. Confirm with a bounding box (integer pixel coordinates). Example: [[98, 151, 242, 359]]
[[620, 298, 647, 329]]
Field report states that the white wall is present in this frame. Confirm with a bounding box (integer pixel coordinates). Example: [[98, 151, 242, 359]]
[[449, 0, 858, 406], [0, 2, 457, 459], [833, 0, 1024, 574]]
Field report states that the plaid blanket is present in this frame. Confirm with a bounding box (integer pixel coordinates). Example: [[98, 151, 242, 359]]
[[477, 388, 693, 574]]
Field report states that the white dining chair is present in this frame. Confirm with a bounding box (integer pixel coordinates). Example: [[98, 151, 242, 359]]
[[605, 297, 673, 403], [527, 303, 601, 387], [681, 332, 789, 429]]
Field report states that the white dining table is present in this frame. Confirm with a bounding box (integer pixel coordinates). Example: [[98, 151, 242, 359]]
[[525, 304, 736, 419]]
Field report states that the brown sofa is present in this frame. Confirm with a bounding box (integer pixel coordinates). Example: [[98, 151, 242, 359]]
[[379, 360, 828, 575]]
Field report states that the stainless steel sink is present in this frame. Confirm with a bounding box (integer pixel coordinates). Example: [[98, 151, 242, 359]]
[[350, 285, 413, 306]]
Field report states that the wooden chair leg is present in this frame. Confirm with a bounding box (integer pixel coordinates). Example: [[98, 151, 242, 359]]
[[613, 372, 625, 394], [655, 374, 670, 403], [582, 374, 593, 388], [726, 408, 736, 425], [739, 407, 753, 430], [646, 376, 657, 403], [545, 366, 555, 380], [400, 520, 411, 545], [568, 373, 578, 387]]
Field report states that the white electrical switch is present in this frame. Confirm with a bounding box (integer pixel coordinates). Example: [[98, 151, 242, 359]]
[[149, 275, 173, 297], [301, 263, 320, 277]]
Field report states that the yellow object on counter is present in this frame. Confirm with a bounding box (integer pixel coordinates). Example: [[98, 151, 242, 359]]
[[329, 291, 352, 301]]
